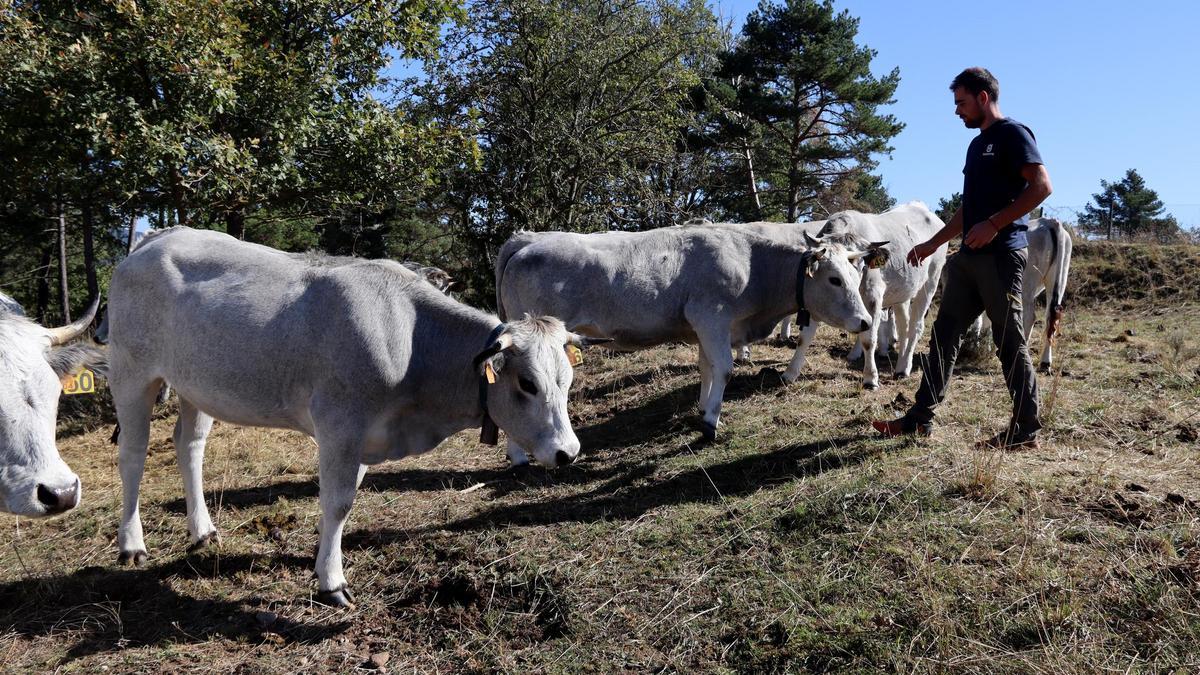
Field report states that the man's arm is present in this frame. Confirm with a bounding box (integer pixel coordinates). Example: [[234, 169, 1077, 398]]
[[907, 207, 962, 266], [963, 163, 1053, 249]]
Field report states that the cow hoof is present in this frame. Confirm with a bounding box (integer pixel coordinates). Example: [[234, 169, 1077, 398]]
[[892, 371, 911, 380], [699, 420, 718, 442], [187, 532, 220, 553], [317, 585, 356, 609], [1037, 363, 1052, 374], [863, 381, 878, 391], [118, 550, 148, 567]]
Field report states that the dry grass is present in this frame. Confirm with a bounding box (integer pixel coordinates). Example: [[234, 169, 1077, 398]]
[[2, 304, 1199, 672]]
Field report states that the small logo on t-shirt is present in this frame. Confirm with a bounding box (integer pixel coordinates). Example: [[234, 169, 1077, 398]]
[[983, 143, 994, 157]]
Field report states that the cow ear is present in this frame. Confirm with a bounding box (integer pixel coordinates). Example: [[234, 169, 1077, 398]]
[[566, 333, 614, 349], [46, 342, 106, 380], [472, 332, 514, 371], [805, 253, 822, 278], [865, 243, 891, 269]]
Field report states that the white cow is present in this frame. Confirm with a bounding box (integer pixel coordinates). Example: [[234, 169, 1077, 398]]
[[704, 220, 894, 387], [0, 293, 100, 516], [815, 202, 949, 388], [495, 226, 876, 447], [970, 217, 1073, 371], [106, 227, 606, 607]]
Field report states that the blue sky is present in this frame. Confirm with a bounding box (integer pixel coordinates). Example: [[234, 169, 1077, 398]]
[[383, 1, 1198, 226], [713, 0, 1200, 225]]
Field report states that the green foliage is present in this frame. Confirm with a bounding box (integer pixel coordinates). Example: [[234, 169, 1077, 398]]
[[1078, 169, 1183, 242], [713, 0, 903, 221], [417, 0, 723, 301], [936, 191, 962, 225], [1, 0, 466, 309]]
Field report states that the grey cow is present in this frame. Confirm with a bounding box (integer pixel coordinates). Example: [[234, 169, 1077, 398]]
[[970, 217, 1073, 371], [818, 202, 949, 387], [106, 227, 605, 607], [495, 226, 875, 451], [708, 219, 893, 387], [0, 292, 101, 516]]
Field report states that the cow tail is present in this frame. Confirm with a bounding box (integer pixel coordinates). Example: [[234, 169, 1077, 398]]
[[1045, 219, 1072, 343]]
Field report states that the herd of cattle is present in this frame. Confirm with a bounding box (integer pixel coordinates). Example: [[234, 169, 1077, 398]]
[[0, 201, 1071, 607]]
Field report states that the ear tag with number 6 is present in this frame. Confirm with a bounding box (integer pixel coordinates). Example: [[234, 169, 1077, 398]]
[[484, 362, 497, 384], [566, 345, 584, 366], [61, 368, 96, 395]]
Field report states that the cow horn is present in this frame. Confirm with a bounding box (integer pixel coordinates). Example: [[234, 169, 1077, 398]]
[[46, 296, 100, 346], [568, 333, 614, 347], [803, 231, 822, 248]]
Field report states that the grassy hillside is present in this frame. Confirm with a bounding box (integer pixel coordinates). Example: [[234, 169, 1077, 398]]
[[1069, 239, 1200, 307], [3, 303, 1199, 672]]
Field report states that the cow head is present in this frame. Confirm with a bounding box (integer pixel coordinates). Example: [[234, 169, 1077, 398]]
[[0, 298, 102, 517], [473, 316, 610, 467], [801, 232, 876, 334]]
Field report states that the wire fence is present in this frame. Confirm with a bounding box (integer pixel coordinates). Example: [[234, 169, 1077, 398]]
[[1041, 203, 1200, 231]]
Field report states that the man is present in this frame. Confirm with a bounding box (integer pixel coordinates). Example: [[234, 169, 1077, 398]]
[[872, 67, 1053, 449]]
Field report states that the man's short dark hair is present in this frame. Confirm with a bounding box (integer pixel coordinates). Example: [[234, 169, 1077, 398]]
[[950, 67, 999, 101]]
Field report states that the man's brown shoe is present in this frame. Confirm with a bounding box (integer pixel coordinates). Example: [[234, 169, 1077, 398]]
[[976, 429, 1039, 451], [872, 417, 933, 438]]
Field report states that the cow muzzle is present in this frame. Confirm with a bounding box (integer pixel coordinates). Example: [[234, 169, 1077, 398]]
[[35, 477, 81, 515]]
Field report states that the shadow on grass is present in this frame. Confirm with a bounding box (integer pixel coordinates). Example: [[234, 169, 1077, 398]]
[[343, 432, 884, 550], [0, 552, 348, 662], [163, 365, 800, 513]]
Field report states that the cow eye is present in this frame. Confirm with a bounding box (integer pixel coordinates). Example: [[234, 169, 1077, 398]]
[[518, 376, 538, 396], [829, 276, 843, 287]]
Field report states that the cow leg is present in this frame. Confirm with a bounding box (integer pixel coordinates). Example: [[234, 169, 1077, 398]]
[[782, 322, 819, 383], [174, 397, 218, 549], [1022, 286, 1047, 371], [695, 329, 734, 440], [113, 378, 163, 566], [314, 436, 365, 608], [779, 315, 794, 341], [860, 308, 882, 391], [735, 344, 751, 365], [900, 275, 940, 377], [891, 302, 913, 378], [848, 335, 865, 362], [506, 442, 530, 467], [697, 343, 714, 412], [878, 309, 896, 358]]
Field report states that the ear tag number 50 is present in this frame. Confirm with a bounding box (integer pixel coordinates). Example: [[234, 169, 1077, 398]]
[[62, 368, 96, 395]]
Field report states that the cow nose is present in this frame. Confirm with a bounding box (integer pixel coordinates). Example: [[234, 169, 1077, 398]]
[[857, 319, 870, 333], [36, 480, 80, 514], [555, 450, 576, 466]]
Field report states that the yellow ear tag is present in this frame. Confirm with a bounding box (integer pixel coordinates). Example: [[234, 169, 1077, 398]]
[[484, 362, 497, 384], [61, 368, 96, 395], [566, 345, 584, 366]]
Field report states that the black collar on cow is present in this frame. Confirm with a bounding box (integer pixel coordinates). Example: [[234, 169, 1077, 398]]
[[795, 252, 812, 330], [478, 323, 507, 445]]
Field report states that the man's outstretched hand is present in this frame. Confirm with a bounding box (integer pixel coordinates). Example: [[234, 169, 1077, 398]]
[[906, 241, 939, 266]]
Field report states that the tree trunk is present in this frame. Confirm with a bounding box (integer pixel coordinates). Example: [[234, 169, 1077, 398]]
[[36, 243, 53, 323], [226, 208, 245, 240], [742, 139, 762, 219], [171, 167, 188, 226], [127, 212, 138, 254], [82, 196, 98, 301], [57, 201, 71, 322]]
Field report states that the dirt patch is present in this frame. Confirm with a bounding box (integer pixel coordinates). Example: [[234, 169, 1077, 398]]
[[392, 567, 571, 646]]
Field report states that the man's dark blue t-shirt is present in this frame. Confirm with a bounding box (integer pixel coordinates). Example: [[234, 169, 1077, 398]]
[[961, 118, 1043, 253]]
